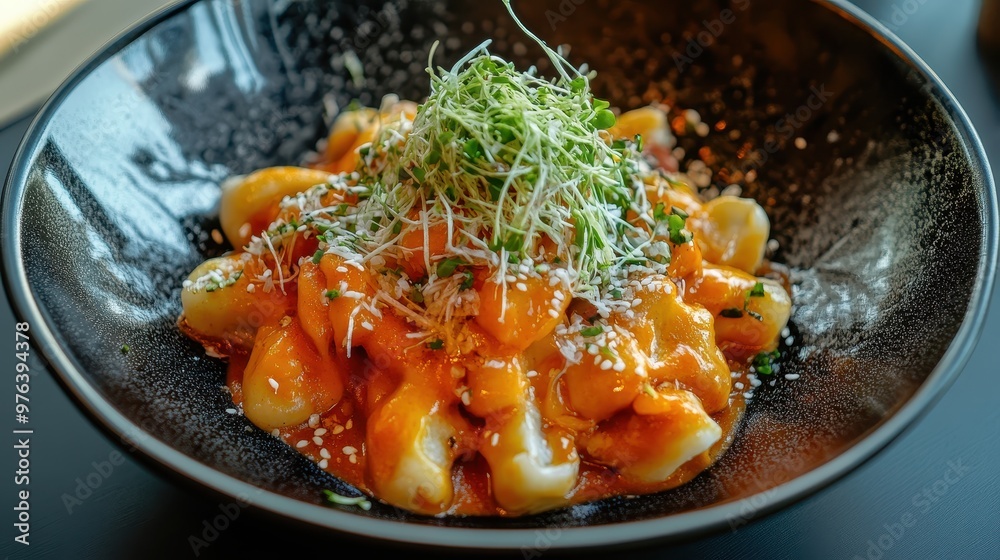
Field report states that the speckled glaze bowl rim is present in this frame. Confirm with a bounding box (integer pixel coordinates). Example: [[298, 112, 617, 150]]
[[2, 0, 997, 550]]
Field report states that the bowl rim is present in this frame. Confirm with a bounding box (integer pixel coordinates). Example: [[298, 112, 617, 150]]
[[2, 0, 997, 550]]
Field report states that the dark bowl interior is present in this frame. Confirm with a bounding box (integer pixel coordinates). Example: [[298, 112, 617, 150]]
[[2, 0, 995, 549]]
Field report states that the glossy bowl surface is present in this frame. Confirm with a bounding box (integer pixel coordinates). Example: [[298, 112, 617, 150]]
[[2, 0, 996, 549]]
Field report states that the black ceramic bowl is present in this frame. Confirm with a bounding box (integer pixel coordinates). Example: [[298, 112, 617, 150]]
[[2, 0, 996, 550]]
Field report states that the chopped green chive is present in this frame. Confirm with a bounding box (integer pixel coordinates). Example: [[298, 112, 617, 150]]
[[312, 249, 325, 265], [427, 339, 445, 350], [436, 258, 466, 278], [322, 489, 372, 511], [325, 289, 341, 300], [410, 286, 424, 304], [752, 350, 781, 375], [460, 270, 475, 291], [580, 325, 604, 337]]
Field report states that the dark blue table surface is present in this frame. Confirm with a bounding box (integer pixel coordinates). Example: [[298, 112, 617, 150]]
[[1, 1, 998, 558]]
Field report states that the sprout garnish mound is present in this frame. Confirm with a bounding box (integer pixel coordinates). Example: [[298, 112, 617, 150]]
[[267, 2, 689, 344]]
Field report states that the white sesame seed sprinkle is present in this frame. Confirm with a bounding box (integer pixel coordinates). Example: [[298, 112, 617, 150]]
[[313, 436, 324, 446], [348, 454, 358, 464], [320, 448, 331, 459], [268, 378, 279, 392], [332, 425, 345, 435], [600, 359, 613, 371], [784, 373, 801, 380], [343, 446, 358, 455], [296, 440, 309, 448], [319, 458, 329, 469], [491, 432, 500, 446], [308, 414, 320, 428]]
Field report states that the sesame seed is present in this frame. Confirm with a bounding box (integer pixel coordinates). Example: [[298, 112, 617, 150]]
[[332, 425, 345, 435], [308, 414, 321, 428], [345, 419, 353, 430], [246, 283, 256, 293], [336, 266, 349, 273], [296, 440, 309, 448], [743, 392, 754, 399], [491, 433, 500, 446], [587, 345, 599, 355], [313, 436, 324, 446], [784, 373, 801, 380], [548, 276, 560, 287], [516, 282, 528, 292], [612, 361, 626, 372], [593, 355, 602, 366], [271, 429, 280, 437], [547, 308, 559, 318], [343, 446, 358, 455], [527, 370, 538, 378], [361, 321, 374, 331], [600, 359, 613, 371], [461, 391, 471, 406], [319, 459, 329, 469], [348, 454, 358, 464], [320, 448, 331, 459], [268, 378, 279, 391], [225, 408, 238, 415]]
